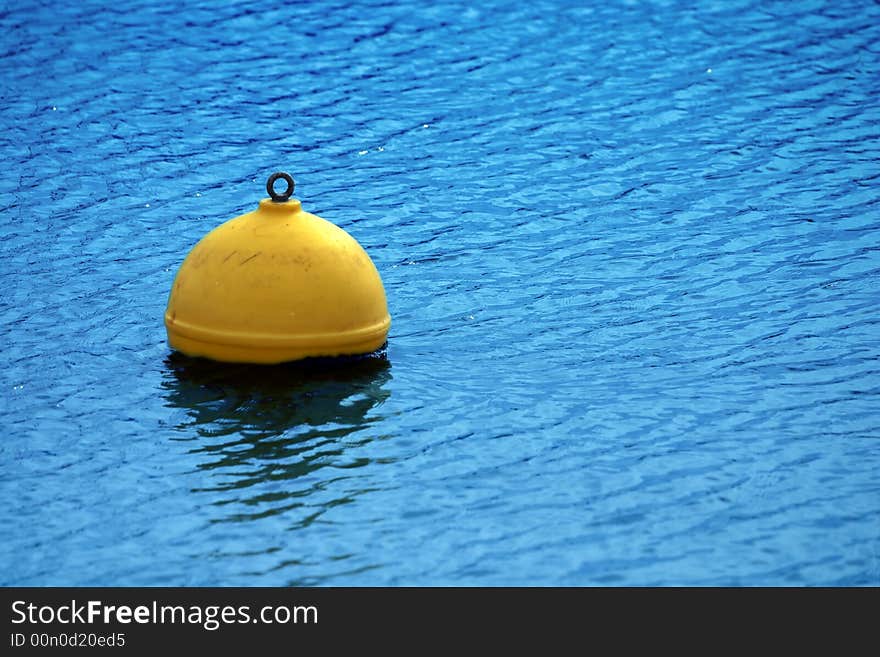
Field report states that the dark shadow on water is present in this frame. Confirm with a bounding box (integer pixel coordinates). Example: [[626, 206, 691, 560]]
[[161, 349, 393, 525]]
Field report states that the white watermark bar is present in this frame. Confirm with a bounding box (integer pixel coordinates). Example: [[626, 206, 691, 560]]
[[0, 587, 870, 651]]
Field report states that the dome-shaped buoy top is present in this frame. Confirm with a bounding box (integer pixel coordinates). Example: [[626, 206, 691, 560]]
[[164, 172, 391, 364]]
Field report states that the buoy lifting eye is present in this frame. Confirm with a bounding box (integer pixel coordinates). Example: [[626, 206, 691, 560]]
[[266, 171, 295, 202]]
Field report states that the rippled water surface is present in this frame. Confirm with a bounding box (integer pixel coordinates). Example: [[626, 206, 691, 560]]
[[2, 0, 879, 585]]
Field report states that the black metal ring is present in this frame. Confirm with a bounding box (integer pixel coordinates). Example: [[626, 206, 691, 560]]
[[266, 172, 295, 202]]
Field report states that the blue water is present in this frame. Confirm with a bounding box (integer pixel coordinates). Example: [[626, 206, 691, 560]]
[[2, 0, 879, 586]]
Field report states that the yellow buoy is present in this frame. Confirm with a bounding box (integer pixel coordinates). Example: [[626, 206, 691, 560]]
[[165, 172, 391, 364]]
